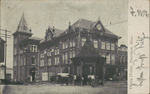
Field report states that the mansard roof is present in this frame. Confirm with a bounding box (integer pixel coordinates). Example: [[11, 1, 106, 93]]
[[41, 28, 63, 43], [18, 37, 42, 47], [64, 18, 118, 38]]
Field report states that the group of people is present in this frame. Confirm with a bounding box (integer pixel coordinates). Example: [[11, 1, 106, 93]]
[[56, 74, 100, 86]]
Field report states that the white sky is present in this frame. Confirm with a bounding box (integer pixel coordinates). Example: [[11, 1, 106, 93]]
[[1, 0, 127, 68]]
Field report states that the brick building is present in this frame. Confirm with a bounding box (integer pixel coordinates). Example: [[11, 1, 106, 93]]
[[13, 14, 127, 82]]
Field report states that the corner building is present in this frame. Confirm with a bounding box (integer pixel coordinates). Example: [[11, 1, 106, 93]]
[[13, 14, 127, 82]]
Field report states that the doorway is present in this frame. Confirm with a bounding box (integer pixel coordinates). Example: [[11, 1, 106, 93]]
[[30, 68, 36, 82]]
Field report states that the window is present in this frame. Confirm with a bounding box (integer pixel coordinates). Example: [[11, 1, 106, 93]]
[[106, 42, 110, 50], [101, 42, 105, 49], [23, 56, 26, 65], [20, 56, 23, 66], [42, 72, 48, 81], [47, 32, 51, 41], [70, 39, 73, 47], [65, 53, 68, 64], [48, 58, 51, 66], [23, 47, 27, 53], [14, 58, 17, 66], [73, 51, 75, 57], [47, 51, 51, 56], [69, 51, 75, 64], [62, 43, 65, 49], [31, 56, 36, 65], [14, 47, 17, 55], [40, 53, 44, 58], [14, 38, 17, 44], [20, 49, 23, 54], [70, 39, 76, 47], [101, 53, 105, 57], [30, 45, 37, 52], [82, 38, 86, 46], [123, 56, 126, 63], [73, 40, 75, 47], [119, 56, 122, 63], [106, 54, 110, 64], [55, 57, 59, 65], [69, 52, 73, 64], [70, 52, 73, 58], [65, 42, 68, 49], [55, 48, 59, 55], [93, 40, 98, 48], [62, 42, 68, 49], [40, 60, 44, 67], [63, 52, 68, 64], [111, 54, 115, 65], [111, 43, 115, 50]]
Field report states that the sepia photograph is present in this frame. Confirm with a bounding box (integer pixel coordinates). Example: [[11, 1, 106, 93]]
[[0, 0, 128, 94]]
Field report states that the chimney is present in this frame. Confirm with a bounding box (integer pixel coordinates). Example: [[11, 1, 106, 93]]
[[69, 22, 71, 30], [29, 27, 32, 32], [53, 26, 55, 33]]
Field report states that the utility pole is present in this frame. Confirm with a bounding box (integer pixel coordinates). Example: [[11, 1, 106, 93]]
[[4, 30, 7, 81], [0, 29, 11, 81]]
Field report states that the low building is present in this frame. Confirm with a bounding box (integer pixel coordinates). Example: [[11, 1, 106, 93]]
[[0, 38, 5, 63], [0, 65, 13, 82]]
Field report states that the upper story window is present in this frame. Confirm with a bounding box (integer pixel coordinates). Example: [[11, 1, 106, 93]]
[[23, 56, 26, 65], [20, 49, 23, 54], [62, 52, 68, 64], [101, 42, 105, 49], [111, 54, 115, 65], [55, 48, 59, 55], [46, 32, 51, 41], [14, 47, 17, 55], [101, 53, 105, 57], [20, 56, 23, 66], [62, 41, 68, 49], [13, 57, 17, 66], [106, 54, 110, 64], [123, 56, 126, 63], [106, 42, 110, 50], [70, 38, 75, 47], [82, 38, 86, 46], [30, 45, 37, 52], [111, 43, 115, 50], [119, 56, 122, 63], [48, 58, 51, 66], [40, 60, 44, 67], [55, 57, 59, 65], [31, 56, 36, 65], [47, 51, 51, 56], [40, 53, 44, 58], [69, 51, 75, 64], [14, 38, 17, 44], [93, 40, 98, 48]]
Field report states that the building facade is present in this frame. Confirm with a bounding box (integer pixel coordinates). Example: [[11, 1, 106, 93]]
[[13, 14, 127, 82]]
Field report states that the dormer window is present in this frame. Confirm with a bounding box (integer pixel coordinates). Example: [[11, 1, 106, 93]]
[[46, 32, 51, 41], [30, 45, 37, 52], [96, 24, 102, 30], [45, 26, 54, 41]]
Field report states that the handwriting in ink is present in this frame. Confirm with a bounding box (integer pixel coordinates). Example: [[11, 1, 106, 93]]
[[130, 7, 149, 18]]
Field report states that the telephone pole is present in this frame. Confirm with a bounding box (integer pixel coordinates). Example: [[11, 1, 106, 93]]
[[0, 29, 11, 81]]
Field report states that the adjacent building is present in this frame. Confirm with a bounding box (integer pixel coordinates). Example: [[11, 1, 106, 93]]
[[13, 14, 127, 83]]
